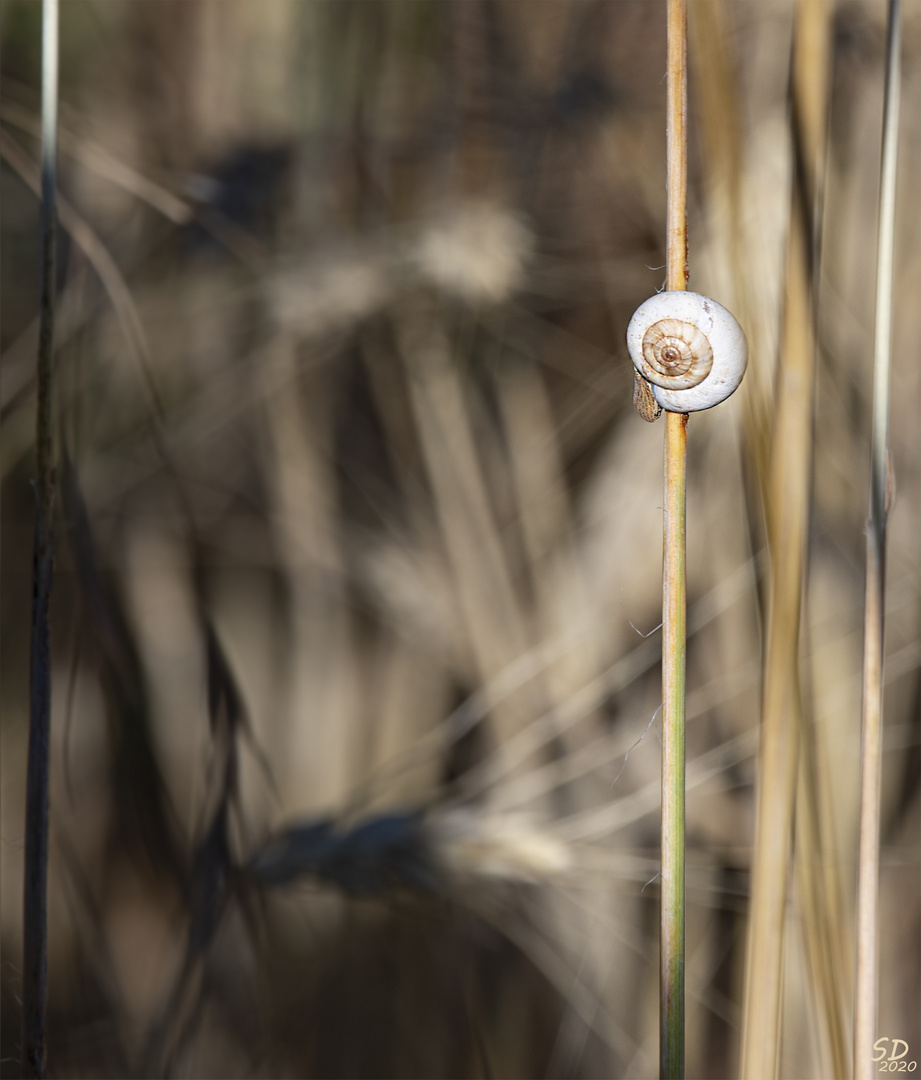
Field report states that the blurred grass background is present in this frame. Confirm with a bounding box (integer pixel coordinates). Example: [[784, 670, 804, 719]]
[[1, 1, 919, 1077]]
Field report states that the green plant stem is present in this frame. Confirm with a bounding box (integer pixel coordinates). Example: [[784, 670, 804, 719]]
[[661, 411, 687, 1080], [855, 0, 901, 1075], [661, 0, 688, 1076], [23, 1, 58, 1077]]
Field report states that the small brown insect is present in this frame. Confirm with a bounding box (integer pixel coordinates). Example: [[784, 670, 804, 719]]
[[633, 370, 662, 422]]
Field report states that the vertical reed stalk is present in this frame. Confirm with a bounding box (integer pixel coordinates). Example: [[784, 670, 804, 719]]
[[854, 0, 901, 1074], [739, 159, 812, 1080], [740, 1, 830, 1073], [22, 1, 59, 1077], [661, 0, 688, 1075]]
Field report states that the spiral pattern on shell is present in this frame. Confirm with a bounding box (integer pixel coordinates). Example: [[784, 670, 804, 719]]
[[626, 291, 747, 413], [640, 318, 713, 390]]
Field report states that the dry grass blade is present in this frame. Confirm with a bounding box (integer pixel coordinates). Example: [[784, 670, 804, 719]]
[[788, 1, 852, 1072], [398, 311, 536, 751], [0, 95, 192, 225], [855, 0, 902, 1075], [795, 733, 851, 1078], [740, 2, 832, 1076], [0, 131, 163, 428]]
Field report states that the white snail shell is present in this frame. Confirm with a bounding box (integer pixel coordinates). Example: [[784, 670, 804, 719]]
[[626, 291, 747, 413]]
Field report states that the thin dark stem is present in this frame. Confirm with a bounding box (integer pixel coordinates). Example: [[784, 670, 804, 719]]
[[23, 2, 58, 1077]]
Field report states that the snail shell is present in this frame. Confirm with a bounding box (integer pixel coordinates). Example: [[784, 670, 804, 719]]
[[626, 291, 747, 413]]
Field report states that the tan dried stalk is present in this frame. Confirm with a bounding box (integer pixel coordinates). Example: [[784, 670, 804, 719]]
[[740, 2, 832, 1076], [661, 0, 689, 1075], [855, 0, 902, 1075]]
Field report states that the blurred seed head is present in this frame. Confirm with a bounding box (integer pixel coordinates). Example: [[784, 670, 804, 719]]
[[272, 247, 397, 337], [248, 806, 572, 901], [433, 808, 572, 882], [272, 203, 534, 340], [411, 202, 534, 304], [248, 812, 442, 896]]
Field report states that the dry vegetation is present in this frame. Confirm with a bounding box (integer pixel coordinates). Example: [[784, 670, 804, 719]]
[[1, 1, 919, 1077]]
